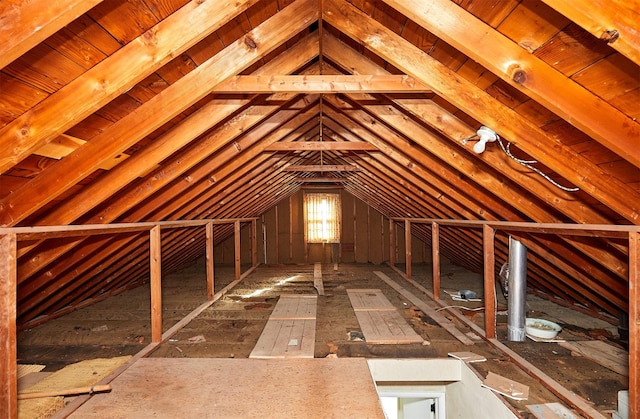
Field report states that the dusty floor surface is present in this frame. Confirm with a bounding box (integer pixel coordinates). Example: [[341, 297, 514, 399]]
[[17, 261, 627, 417]]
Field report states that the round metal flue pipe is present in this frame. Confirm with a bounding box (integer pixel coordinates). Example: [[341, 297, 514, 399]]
[[507, 236, 527, 342]]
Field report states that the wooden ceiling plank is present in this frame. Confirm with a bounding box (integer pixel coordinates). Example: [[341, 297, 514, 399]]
[[31, 33, 319, 229], [0, 0, 260, 175], [17, 100, 318, 282], [0, 0, 318, 227], [214, 74, 429, 92], [323, 0, 640, 225], [539, 0, 640, 66], [0, 0, 103, 70], [322, 33, 622, 229], [381, 0, 640, 169], [121, 104, 319, 223]]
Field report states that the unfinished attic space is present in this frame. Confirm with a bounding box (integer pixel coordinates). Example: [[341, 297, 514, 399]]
[[1, 0, 639, 417]]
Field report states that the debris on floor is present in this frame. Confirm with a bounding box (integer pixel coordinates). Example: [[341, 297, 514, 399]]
[[482, 372, 529, 400]]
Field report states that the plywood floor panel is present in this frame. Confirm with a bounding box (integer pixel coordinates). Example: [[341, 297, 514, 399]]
[[70, 358, 385, 418]]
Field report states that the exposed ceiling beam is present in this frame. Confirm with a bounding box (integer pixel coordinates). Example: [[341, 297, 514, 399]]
[[295, 177, 347, 182], [283, 165, 362, 172], [214, 74, 430, 92], [265, 141, 377, 151]]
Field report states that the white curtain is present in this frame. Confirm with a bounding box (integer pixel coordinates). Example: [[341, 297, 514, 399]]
[[304, 193, 341, 243]]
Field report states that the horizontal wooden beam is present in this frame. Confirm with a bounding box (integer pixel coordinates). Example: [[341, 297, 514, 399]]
[[214, 75, 430, 93], [265, 141, 377, 151], [295, 177, 348, 182], [283, 165, 362, 172]]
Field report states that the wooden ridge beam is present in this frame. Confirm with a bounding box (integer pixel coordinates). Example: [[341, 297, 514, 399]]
[[265, 141, 377, 151], [215, 74, 430, 92]]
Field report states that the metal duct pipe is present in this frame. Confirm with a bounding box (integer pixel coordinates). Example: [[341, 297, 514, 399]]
[[507, 236, 527, 341]]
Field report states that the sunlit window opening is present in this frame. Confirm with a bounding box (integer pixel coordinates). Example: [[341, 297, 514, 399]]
[[304, 193, 341, 243]]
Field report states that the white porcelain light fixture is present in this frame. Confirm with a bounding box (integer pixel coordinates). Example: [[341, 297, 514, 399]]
[[473, 126, 498, 154]]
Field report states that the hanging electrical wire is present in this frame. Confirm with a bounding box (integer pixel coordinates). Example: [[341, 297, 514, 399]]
[[495, 136, 580, 192]]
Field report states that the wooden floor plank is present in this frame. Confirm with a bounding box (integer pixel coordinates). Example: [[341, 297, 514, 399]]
[[250, 319, 316, 358], [347, 288, 423, 344], [346, 289, 396, 311], [353, 310, 423, 344], [250, 294, 317, 358], [558, 340, 628, 376], [373, 271, 475, 346], [270, 294, 317, 320]]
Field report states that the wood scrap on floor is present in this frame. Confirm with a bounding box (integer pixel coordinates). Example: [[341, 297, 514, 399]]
[[346, 289, 423, 344], [250, 294, 317, 358], [373, 271, 475, 345], [482, 371, 529, 401], [448, 351, 486, 363], [527, 402, 578, 419], [558, 340, 628, 377], [313, 263, 324, 296]]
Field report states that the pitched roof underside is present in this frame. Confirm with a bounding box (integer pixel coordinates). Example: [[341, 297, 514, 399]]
[[0, 0, 638, 325]]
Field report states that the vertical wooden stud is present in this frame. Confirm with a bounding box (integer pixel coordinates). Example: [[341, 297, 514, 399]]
[[206, 222, 214, 301], [483, 225, 497, 339], [405, 219, 412, 279], [389, 219, 395, 267], [630, 230, 639, 418], [432, 222, 441, 300], [275, 206, 280, 264], [251, 219, 258, 267], [150, 226, 162, 343], [235, 221, 241, 280], [367, 205, 371, 262], [0, 234, 17, 418], [289, 196, 294, 261], [353, 197, 357, 260]]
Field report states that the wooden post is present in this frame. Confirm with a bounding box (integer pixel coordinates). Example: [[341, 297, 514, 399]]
[[234, 221, 241, 280], [289, 196, 293, 261], [405, 219, 412, 279], [275, 206, 279, 264], [206, 222, 214, 300], [630, 230, 639, 418], [251, 219, 258, 267], [483, 225, 497, 339], [150, 226, 162, 343], [0, 234, 17, 418], [389, 219, 395, 266], [432, 222, 441, 300]]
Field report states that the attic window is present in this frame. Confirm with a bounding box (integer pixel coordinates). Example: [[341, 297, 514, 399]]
[[304, 193, 341, 243]]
